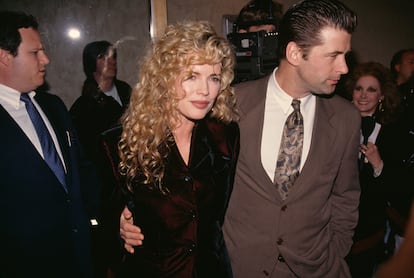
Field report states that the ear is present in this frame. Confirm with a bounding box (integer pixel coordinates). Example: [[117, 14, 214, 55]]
[[395, 64, 401, 73], [285, 41, 302, 66], [0, 49, 11, 67]]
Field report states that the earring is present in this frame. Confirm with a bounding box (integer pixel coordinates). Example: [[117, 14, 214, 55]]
[[378, 99, 384, 112]]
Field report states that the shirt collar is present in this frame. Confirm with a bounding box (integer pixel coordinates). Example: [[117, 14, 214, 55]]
[[0, 83, 36, 109], [268, 68, 313, 115]]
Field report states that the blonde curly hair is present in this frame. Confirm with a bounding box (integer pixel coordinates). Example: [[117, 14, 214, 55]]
[[118, 21, 237, 192]]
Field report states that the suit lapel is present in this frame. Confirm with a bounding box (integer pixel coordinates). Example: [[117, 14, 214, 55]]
[[0, 104, 38, 152], [114, 80, 131, 107], [237, 76, 280, 202], [0, 104, 69, 193], [288, 96, 337, 200]]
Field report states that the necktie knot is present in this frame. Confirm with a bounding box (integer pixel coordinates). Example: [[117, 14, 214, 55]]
[[288, 99, 302, 128], [291, 99, 301, 112], [20, 93, 31, 104]]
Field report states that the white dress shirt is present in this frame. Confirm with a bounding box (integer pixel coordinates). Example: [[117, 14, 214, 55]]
[[261, 68, 316, 182]]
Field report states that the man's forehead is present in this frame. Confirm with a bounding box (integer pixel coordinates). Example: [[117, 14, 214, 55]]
[[18, 27, 43, 46], [317, 27, 351, 48], [402, 51, 414, 60]]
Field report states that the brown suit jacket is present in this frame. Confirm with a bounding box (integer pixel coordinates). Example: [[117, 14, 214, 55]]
[[223, 75, 361, 278]]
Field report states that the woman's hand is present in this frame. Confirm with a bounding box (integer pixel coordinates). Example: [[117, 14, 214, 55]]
[[360, 142, 383, 170]]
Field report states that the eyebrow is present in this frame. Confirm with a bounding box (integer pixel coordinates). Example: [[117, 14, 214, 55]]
[[28, 43, 45, 50], [325, 51, 342, 56], [190, 70, 221, 75]]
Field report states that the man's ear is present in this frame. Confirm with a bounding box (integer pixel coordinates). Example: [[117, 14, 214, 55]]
[[285, 41, 302, 66], [0, 49, 11, 66], [395, 64, 401, 74]]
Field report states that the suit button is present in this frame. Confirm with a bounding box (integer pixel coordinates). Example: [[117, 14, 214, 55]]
[[281, 205, 287, 211], [190, 210, 196, 219], [277, 238, 283, 245], [278, 255, 285, 262], [72, 228, 78, 233], [184, 176, 192, 182]]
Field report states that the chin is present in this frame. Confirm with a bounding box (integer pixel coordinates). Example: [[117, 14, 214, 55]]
[[324, 86, 336, 95], [192, 113, 209, 120]]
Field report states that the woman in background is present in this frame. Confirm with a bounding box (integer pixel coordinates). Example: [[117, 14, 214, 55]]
[[345, 61, 400, 277]]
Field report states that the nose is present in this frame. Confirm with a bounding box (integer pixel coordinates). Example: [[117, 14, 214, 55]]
[[106, 55, 116, 63], [360, 89, 368, 98], [196, 80, 209, 96], [40, 51, 50, 65], [337, 55, 348, 75]]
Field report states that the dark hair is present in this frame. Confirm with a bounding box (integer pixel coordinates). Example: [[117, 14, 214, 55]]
[[82, 40, 113, 79], [345, 62, 401, 125], [390, 48, 414, 80], [236, 0, 283, 31], [278, 0, 357, 60], [0, 11, 39, 56]]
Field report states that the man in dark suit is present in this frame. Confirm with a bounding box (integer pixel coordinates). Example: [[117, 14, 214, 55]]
[[0, 11, 94, 277], [119, 0, 361, 277]]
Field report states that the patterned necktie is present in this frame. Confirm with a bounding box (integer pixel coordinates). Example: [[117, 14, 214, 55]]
[[20, 93, 67, 192], [274, 99, 303, 200]]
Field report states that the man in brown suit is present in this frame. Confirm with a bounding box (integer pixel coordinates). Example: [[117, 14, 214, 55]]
[[119, 0, 360, 277], [222, 0, 360, 277]]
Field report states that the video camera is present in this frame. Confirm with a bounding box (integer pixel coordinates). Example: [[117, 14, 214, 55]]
[[227, 30, 279, 84]]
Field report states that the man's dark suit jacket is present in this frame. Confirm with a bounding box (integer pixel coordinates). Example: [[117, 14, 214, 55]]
[[0, 91, 93, 277]]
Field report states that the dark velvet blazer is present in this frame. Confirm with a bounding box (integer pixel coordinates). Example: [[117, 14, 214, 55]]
[[0, 91, 93, 277], [101, 118, 239, 278]]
